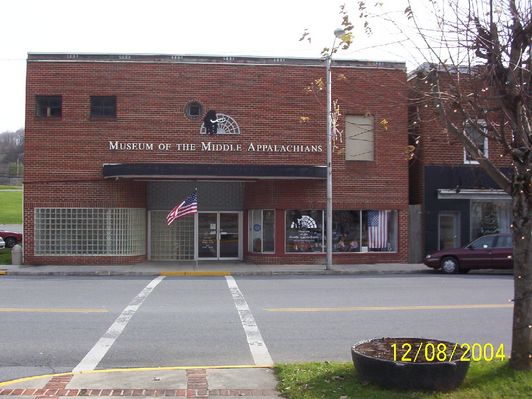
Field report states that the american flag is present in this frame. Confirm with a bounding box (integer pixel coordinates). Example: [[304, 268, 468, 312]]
[[368, 210, 389, 249], [166, 191, 198, 225]]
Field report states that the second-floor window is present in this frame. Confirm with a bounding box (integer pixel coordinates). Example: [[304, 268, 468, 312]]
[[464, 121, 488, 164], [345, 115, 375, 161], [36, 96, 62, 118], [90, 96, 116, 118]]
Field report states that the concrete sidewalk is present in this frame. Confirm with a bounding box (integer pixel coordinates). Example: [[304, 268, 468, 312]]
[[0, 367, 281, 398], [0, 261, 430, 277]]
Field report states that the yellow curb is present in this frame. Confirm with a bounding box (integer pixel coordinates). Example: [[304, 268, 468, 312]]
[[0, 270, 6, 275], [0, 364, 271, 387], [160, 271, 231, 277], [0, 371, 74, 388]]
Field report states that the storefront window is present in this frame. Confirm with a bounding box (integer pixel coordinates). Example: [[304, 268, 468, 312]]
[[285, 210, 323, 252], [470, 200, 511, 239], [286, 209, 398, 253], [249, 209, 275, 253], [331, 210, 397, 252], [332, 211, 361, 252], [263, 210, 275, 252]]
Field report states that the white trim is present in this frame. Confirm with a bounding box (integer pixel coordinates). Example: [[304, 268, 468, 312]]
[[438, 189, 511, 200]]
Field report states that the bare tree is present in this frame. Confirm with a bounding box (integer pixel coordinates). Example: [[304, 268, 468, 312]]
[[354, 0, 530, 369], [403, 0, 530, 370], [307, 0, 530, 369]]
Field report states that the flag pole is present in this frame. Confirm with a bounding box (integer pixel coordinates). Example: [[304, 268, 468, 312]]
[[194, 187, 198, 271]]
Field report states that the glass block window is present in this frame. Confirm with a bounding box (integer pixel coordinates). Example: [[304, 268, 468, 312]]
[[150, 211, 194, 260], [34, 208, 145, 256]]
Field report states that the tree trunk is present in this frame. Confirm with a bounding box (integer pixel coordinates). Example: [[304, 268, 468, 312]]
[[509, 171, 532, 370]]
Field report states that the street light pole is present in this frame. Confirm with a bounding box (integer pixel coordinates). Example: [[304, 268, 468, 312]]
[[325, 28, 345, 271], [325, 54, 333, 270]]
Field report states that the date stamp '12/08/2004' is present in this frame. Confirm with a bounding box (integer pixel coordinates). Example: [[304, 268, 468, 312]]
[[391, 342, 506, 363]]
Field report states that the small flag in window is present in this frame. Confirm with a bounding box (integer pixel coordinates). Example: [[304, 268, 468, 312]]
[[166, 191, 198, 225]]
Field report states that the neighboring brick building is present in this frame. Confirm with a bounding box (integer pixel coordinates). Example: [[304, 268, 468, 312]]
[[408, 68, 512, 257], [24, 53, 408, 265]]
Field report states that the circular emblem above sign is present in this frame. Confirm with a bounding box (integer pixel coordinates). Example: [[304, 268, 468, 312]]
[[200, 113, 240, 135]]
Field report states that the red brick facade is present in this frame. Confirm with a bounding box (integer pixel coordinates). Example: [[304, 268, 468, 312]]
[[408, 73, 512, 206], [24, 54, 409, 265], [408, 71, 513, 256]]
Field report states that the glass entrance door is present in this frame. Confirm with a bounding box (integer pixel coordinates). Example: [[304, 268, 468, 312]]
[[198, 213, 218, 258], [438, 212, 460, 250], [197, 212, 240, 259], [219, 213, 239, 258]]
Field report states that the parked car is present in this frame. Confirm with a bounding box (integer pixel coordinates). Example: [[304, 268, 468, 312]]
[[0, 230, 22, 248], [0, 237, 5, 250], [424, 233, 513, 274]]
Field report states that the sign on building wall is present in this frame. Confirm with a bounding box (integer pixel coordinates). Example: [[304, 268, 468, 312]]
[[108, 141, 323, 153]]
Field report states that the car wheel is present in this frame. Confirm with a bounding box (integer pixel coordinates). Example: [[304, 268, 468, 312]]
[[4, 237, 17, 248], [441, 257, 459, 274]]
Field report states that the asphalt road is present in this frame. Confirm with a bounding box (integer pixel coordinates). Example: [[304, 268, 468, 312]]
[[0, 274, 514, 382]]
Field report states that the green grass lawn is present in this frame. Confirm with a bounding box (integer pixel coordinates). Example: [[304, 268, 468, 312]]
[[0, 249, 11, 265], [275, 361, 531, 399], [0, 187, 23, 224]]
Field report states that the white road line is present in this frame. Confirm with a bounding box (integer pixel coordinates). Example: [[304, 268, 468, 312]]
[[225, 276, 273, 366], [73, 276, 165, 372]]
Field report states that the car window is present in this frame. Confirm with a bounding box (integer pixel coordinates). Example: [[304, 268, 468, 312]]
[[495, 235, 512, 248], [469, 235, 495, 249]]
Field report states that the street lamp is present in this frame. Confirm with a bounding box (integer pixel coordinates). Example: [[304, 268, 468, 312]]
[[325, 28, 346, 270]]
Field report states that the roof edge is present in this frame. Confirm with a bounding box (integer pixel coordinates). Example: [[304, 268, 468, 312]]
[[27, 52, 406, 70]]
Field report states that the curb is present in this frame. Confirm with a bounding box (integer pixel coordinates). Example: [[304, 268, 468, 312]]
[[0, 269, 432, 277]]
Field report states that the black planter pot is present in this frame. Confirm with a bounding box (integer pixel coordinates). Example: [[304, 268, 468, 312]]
[[351, 338, 471, 392]]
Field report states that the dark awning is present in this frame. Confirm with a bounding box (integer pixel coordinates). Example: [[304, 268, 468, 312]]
[[102, 163, 326, 180]]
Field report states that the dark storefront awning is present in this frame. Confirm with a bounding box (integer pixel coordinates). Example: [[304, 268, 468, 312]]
[[103, 163, 326, 180]]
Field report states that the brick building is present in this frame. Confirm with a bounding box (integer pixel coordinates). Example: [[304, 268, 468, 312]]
[[24, 53, 408, 265], [408, 67, 512, 257]]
